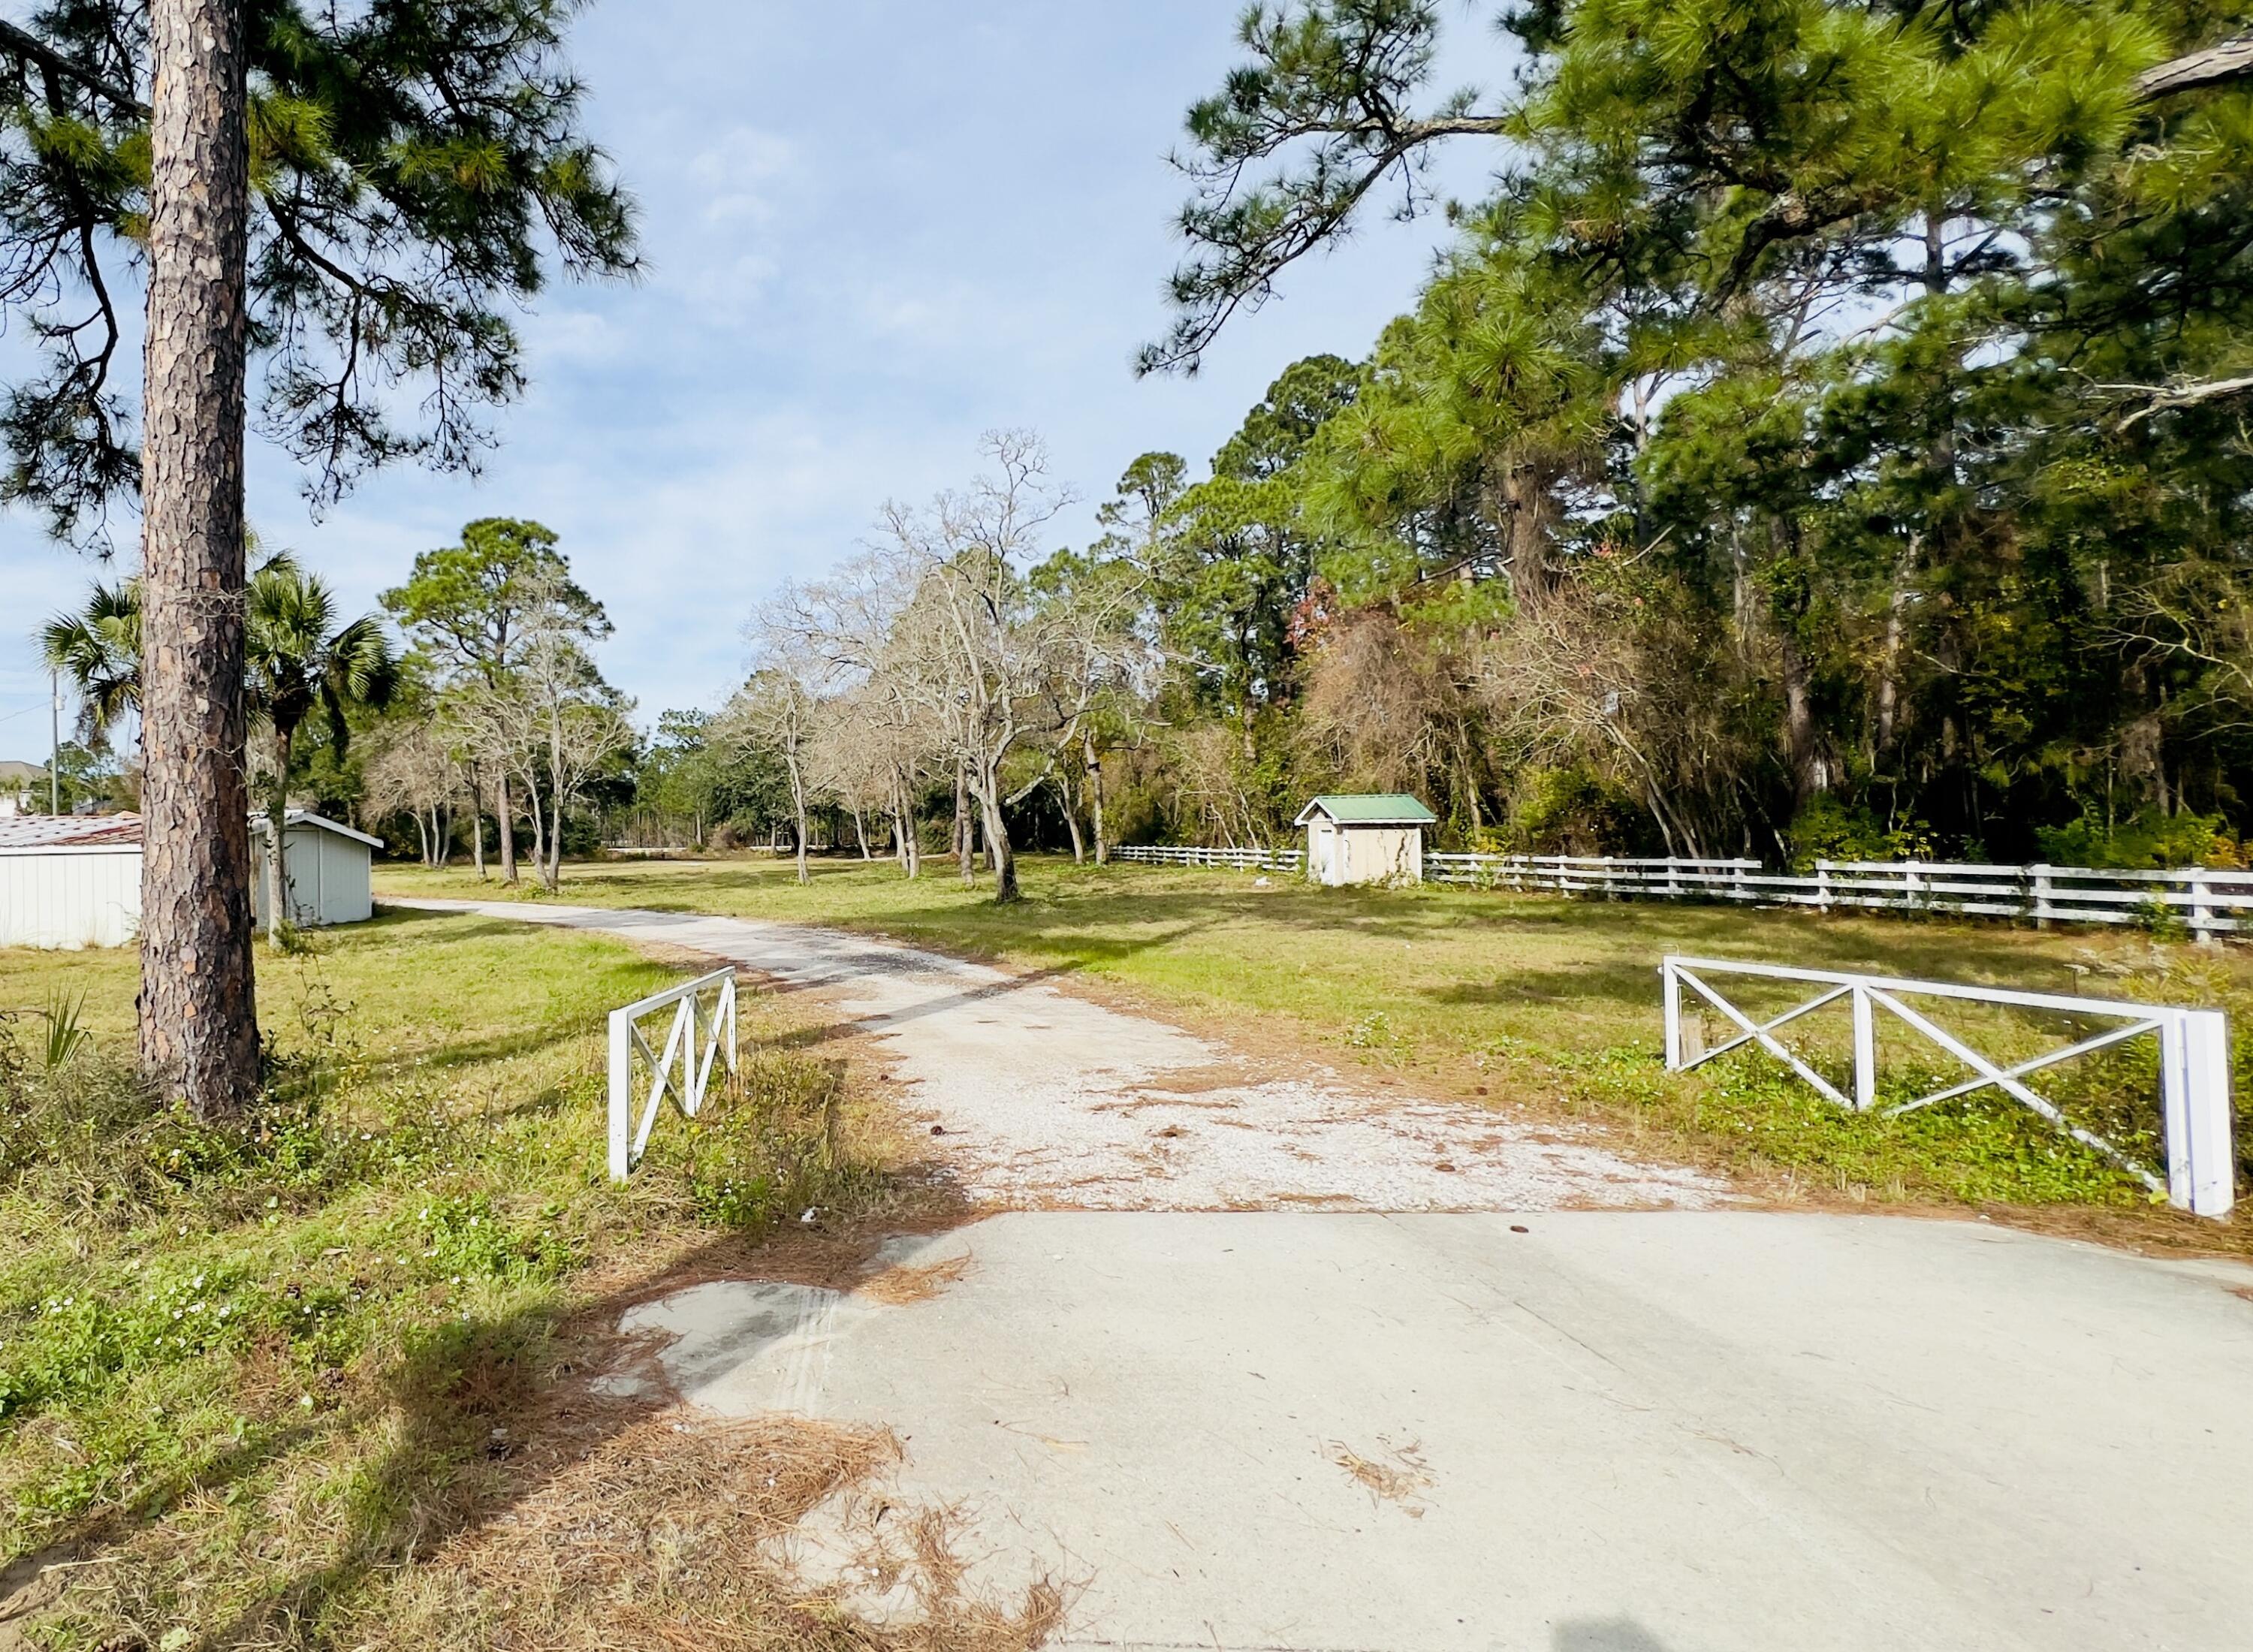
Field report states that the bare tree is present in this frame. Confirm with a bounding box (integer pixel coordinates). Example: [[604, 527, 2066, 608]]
[[517, 629, 634, 890], [720, 665, 819, 884], [807, 688, 902, 864], [867, 433, 1075, 902], [753, 433, 1148, 901], [364, 722, 470, 867]]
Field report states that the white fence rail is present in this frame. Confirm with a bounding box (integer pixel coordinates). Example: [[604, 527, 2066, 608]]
[[607, 966, 737, 1181], [1114, 844, 1304, 872], [1127, 843, 2253, 940], [1660, 956, 2236, 1219]]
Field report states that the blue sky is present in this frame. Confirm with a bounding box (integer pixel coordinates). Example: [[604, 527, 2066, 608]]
[[0, 2, 1517, 760]]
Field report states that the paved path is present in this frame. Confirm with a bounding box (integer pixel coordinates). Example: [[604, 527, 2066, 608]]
[[403, 899, 2253, 1651]]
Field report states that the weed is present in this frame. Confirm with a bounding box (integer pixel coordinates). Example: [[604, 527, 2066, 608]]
[[38, 990, 92, 1071], [651, 1050, 885, 1234]]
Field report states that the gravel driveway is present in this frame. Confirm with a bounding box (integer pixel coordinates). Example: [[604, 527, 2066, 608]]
[[396, 897, 1723, 1211]]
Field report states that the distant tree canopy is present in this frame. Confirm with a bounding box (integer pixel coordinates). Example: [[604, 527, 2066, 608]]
[[1093, 0, 2253, 866]]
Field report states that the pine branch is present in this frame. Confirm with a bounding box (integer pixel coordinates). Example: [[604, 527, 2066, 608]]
[[0, 20, 144, 116], [2114, 374, 2253, 427], [2136, 32, 2253, 100]]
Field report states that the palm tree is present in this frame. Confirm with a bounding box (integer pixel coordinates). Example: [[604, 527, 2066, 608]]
[[44, 555, 398, 947], [243, 557, 397, 945], [40, 581, 143, 746]]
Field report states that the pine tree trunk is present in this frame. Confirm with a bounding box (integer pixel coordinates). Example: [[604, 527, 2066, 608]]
[[138, 0, 258, 1118], [471, 791, 487, 879], [1781, 634, 1824, 809]]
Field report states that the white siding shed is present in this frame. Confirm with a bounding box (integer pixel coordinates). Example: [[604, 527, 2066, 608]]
[[0, 809, 379, 949], [1295, 794, 1440, 887], [252, 812, 380, 929], [0, 815, 145, 948]]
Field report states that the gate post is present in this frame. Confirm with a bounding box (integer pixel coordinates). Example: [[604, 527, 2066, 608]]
[[1662, 960, 1682, 1071], [607, 1008, 633, 1183], [2161, 1008, 2236, 1217], [1851, 985, 1877, 1111]]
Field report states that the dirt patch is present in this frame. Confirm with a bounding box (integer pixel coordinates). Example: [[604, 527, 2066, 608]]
[[626, 936, 745, 977], [1328, 1438, 1434, 1517], [855, 1252, 976, 1306], [387, 1406, 1064, 1649]]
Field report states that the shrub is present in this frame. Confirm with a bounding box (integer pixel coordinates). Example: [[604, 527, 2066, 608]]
[[651, 1049, 882, 1233], [1784, 797, 1936, 871], [2034, 808, 2242, 870]]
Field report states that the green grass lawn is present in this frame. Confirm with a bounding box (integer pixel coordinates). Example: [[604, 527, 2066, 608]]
[[0, 912, 921, 1648], [381, 852, 2253, 1238]]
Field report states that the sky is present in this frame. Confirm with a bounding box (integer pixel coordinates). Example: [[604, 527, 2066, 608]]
[[0, 1, 1519, 761]]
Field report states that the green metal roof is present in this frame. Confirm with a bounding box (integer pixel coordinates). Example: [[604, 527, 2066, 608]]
[[1295, 793, 1437, 826]]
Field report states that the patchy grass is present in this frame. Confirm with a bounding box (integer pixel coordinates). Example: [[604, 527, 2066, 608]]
[[379, 854, 2253, 1246], [0, 912, 1049, 1650]]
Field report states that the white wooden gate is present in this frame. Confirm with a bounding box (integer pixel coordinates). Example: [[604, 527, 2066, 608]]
[[1660, 956, 2236, 1219], [607, 966, 737, 1181]]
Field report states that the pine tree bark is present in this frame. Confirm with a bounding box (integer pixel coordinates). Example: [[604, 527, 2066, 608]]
[[137, 0, 259, 1118]]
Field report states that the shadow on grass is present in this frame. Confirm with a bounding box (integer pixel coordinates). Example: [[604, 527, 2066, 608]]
[[66, 1206, 981, 1648], [1425, 962, 1668, 1013]]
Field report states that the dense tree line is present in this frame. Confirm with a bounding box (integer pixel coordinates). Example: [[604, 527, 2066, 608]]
[[1102, 0, 2253, 869]]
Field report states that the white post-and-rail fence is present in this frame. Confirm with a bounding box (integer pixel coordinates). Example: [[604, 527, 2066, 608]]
[[1431, 855, 2253, 940], [607, 966, 738, 1181], [1121, 844, 2253, 942], [1114, 843, 1306, 873], [1660, 956, 2236, 1219]]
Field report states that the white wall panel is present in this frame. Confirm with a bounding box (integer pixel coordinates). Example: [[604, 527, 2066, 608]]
[[0, 848, 141, 948]]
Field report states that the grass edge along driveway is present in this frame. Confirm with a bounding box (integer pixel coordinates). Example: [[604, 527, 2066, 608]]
[[377, 853, 2253, 1255]]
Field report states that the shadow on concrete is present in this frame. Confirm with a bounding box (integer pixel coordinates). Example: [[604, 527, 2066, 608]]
[[1555, 1618, 1675, 1651]]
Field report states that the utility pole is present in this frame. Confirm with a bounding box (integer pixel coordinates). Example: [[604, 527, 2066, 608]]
[[49, 669, 60, 814]]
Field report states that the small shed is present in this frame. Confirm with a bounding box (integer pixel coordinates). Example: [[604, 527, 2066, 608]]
[[252, 811, 380, 930], [1295, 794, 1437, 887], [0, 813, 144, 948], [0, 809, 379, 949]]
